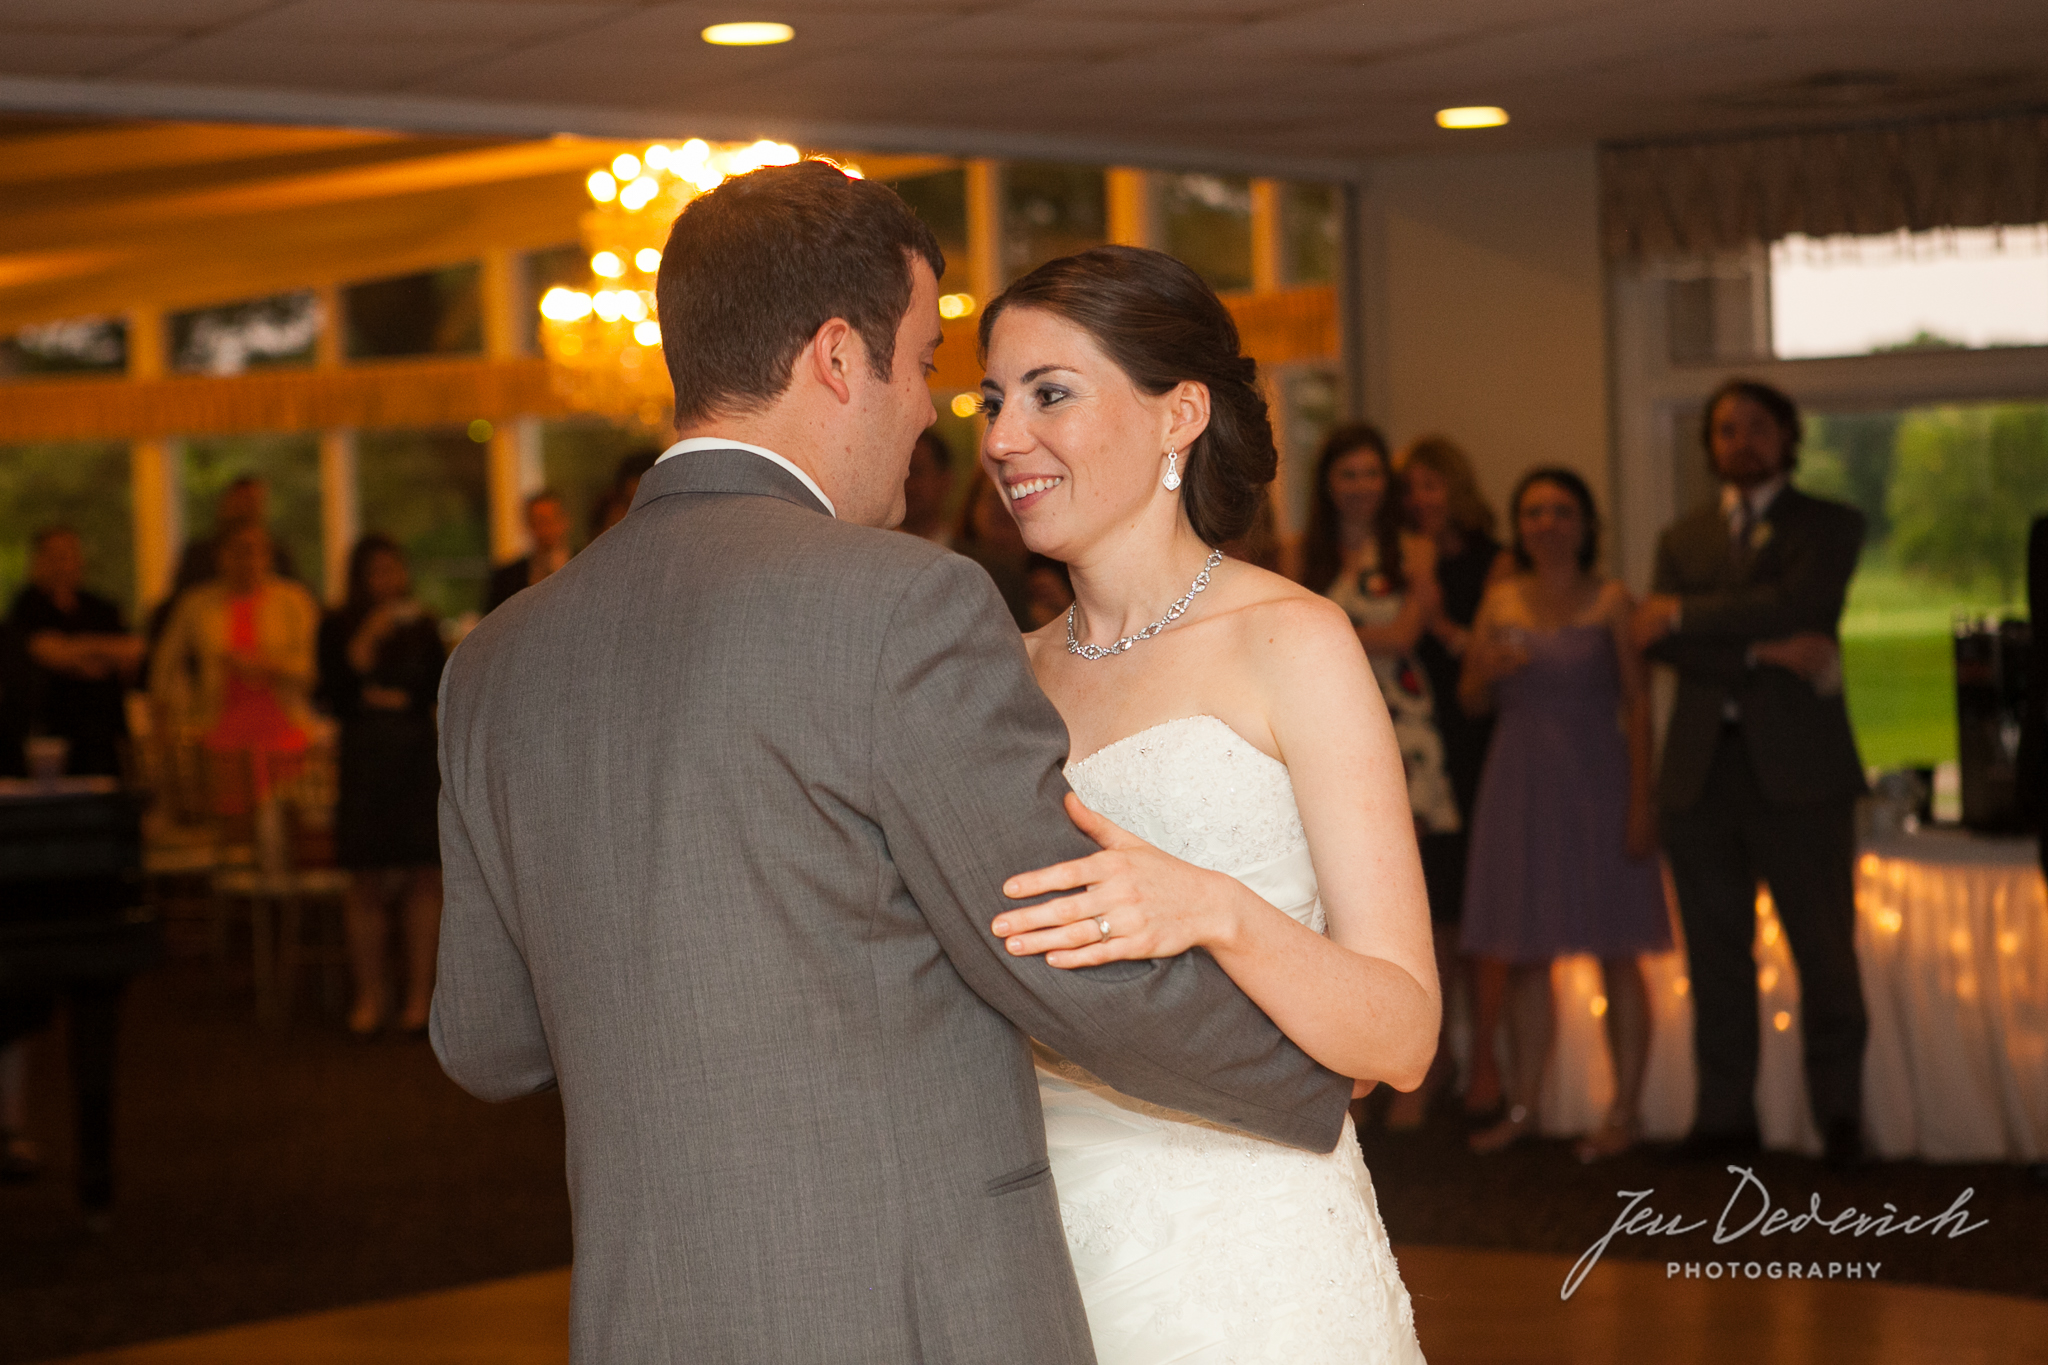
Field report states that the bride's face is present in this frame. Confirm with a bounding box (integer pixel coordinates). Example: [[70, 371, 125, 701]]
[[978, 306, 1205, 562]]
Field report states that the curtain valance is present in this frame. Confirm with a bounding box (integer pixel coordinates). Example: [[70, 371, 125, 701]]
[[1600, 112, 2048, 260]]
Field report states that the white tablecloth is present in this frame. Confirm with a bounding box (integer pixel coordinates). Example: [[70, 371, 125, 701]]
[[1531, 829, 2047, 1162]]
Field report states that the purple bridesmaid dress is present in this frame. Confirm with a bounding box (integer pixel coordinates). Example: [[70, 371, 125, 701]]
[[1460, 622, 1672, 963]]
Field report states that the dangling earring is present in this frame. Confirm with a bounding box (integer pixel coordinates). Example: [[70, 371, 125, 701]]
[[1162, 448, 1182, 491]]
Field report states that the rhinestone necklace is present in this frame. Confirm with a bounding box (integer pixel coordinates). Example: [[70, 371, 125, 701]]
[[1065, 549, 1223, 660]]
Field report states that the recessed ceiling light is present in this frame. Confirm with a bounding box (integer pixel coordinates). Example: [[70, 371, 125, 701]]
[[1436, 106, 1509, 129], [702, 21, 794, 46]]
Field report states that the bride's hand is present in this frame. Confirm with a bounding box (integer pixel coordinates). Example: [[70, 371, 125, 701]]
[[992, 793, 1254, 968]]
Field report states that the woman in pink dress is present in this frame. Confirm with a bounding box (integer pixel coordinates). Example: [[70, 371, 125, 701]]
[[151, 522, 319, 813]]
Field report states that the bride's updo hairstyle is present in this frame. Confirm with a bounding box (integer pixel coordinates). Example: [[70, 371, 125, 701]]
[[978, 245, 1277, 546]]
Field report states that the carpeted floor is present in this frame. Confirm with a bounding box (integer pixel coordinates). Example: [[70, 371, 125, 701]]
[[3, 955, 2043, 1363], [0, 960, 571, 1365]]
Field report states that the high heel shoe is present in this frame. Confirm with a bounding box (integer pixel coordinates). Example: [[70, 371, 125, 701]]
[[1468, 1104, 1532, 1155]]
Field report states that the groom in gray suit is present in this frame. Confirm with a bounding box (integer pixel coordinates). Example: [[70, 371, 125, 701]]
[[431, 161, 1351, 1362]]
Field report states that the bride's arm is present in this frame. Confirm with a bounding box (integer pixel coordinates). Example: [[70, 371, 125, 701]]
[[994, 596, 1440, 1090]]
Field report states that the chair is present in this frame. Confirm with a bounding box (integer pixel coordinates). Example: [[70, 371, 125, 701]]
[[206, 744, 350, 1025]]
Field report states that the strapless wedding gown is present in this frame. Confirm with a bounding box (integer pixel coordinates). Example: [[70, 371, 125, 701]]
[[1038, 716, 1426, 1364]]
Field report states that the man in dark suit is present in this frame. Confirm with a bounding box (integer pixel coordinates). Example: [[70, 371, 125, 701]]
[[1632, 378, 1869, 1168], [483, 489, 572, 613]]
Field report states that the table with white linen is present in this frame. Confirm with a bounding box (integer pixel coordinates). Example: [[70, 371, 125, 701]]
[[1530, 828, 2047, 1161]]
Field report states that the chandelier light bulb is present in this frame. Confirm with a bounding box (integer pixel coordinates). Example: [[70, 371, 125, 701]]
[[702, 21, 794, 45], [1435, 106, 1509, 129]]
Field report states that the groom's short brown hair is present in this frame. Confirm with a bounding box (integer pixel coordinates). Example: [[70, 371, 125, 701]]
[[656, 160, 945, 427]]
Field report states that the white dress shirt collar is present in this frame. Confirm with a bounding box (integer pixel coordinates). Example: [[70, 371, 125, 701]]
[[656, 437, 836, 518], [1720, 474, 1786, 527]]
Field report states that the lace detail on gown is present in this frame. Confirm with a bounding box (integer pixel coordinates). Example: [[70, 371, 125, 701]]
[[1041, 716, 1425, 1364]]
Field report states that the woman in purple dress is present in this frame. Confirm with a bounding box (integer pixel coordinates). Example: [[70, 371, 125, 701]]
[[1459, 468, 1668, 1160]]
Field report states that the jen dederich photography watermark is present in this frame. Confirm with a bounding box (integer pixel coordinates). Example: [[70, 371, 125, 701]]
[[1561, 1167, 1990, 1300]]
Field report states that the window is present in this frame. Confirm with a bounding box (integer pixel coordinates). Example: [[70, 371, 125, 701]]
[[888, 169, 972, 297], [1771, 226, 2048, 360], [169, 292, 320, 375], [0, 316, 127, 379], [1796, 401, 2048, 769], [540, 418, 663, 546], [355, 429, 489, 620], [1156, 173, 1252, 293], [1002, 164, 1106, 284], [1280, 182, 1340, 286], [181, 434, 324, 598], [344, 264, 483, 360], [523, 245, 587, 353], [1276, 367, 1341, 538], [0, 442, 133, 619]]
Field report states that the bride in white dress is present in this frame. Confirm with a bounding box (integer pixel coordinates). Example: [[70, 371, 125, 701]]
[[974, 246, 1437, 1364]]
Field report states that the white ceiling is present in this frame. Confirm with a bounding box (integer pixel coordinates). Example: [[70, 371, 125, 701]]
[[0, 0, 2044, 174]]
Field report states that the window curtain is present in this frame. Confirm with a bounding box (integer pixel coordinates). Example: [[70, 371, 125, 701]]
[[1600, 112, 2048, 260]]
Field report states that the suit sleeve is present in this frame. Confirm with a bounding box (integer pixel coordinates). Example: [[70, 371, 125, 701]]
[[1643, 527, 1749, 684], [869, 555, 1352, 1153], [428, 645, 556, 1102], [1669, 503, 1864, 641]]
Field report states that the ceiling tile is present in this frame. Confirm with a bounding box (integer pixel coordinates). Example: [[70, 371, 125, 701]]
[[0, 0, 278, 31], [0, 32, 178, 76], [224, 0, 615, 44], [116, 36, 480, 89]]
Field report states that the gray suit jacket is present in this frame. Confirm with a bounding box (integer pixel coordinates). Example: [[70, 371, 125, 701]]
[[1648, 484, 1866, 811], [431, 449, 1351, 1364]]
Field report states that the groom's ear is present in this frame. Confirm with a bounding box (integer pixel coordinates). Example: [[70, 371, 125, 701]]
[[803, 317, 859, 404]]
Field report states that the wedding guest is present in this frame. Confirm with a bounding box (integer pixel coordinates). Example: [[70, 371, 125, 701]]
[[484, 490, 573, 613], [955, 475, 1034, 629], [591, 449, 664, 541], [900, 430, 958, 545], [1299, 425, 1460, 885], [2026, 513, 2048, 879], [213, 475, 298, 579], [1631, 378, 1867, 1168], [150, 522, 319, 811], [1377, 437, 1511, 1125], [1021, 553, 1074, 630], [0, 616, 27, 777], [6, 527, 144, 777], [1221, 486, 1284, 574], [1459, 469, 1666, 1157], [0, 1040, 34, 1181], [317, 535, 446, 1037]]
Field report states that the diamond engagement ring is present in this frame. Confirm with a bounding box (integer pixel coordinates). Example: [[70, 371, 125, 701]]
[[1094, 916, 1112, 942]]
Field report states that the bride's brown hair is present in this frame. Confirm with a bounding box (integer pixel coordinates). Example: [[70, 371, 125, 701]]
[[978, 245, 1277, 546]]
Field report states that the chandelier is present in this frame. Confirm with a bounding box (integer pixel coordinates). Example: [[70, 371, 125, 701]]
[[537, 138, 832, 431]]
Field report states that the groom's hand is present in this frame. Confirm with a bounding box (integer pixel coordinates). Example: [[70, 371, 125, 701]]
[[992, 793, 1253, 969]]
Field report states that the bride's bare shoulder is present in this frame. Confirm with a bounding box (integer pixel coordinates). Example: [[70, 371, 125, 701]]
[[1210, 561, 1360, 660]]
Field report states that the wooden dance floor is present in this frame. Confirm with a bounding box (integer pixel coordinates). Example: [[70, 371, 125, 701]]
[[46, 1246, 2048, 1364]]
